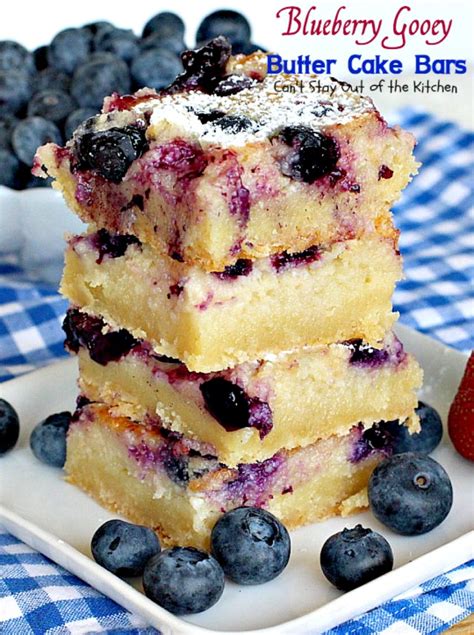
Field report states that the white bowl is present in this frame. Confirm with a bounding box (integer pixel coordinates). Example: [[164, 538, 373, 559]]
[[0, 185, 86, 285]]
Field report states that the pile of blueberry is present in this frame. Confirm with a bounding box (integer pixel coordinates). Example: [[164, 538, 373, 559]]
[[0, 396, 455, 614], [0, 10, 260, 190], [90, 506, 291, 614]]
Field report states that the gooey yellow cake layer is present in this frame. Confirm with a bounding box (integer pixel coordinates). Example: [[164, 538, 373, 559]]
[[76, 333, 422, 467], [62, 233, 402, 372], [66, 404, 393, 550]]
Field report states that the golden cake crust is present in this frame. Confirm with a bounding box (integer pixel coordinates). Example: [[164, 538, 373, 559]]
[[75, 330, 422, 466], [65, 403, 392, 549], [61, 233, 402, 371]]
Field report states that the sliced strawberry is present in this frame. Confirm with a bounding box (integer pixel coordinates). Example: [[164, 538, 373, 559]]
[[448, 351, 474, 461]]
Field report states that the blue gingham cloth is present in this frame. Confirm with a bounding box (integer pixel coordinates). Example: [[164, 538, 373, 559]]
[[0, 532, 472, 635], [1, 108, 473, 634]]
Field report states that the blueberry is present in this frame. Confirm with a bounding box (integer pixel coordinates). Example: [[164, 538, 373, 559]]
[[214, 258, 253, 279], [71, 55, 130, 110], [89, 228, 141, 262], [0, 113, 18, 148], [384, 402, 443, 455], [82, 20, 116, 51], [368, 453, 453, 535], [0, 70, 33, 115], [199, 378, 273, 438], [12, 117, 62, 166], [0, 41, 34, 74], [143, 547, 224, 614], [33, 45, 49, 71], [64, 107, 97, 139], [350, 421, 395, 463], [30, 411, 71, 467], [271, 245, 321, 272], [47, 28, 92, 75], [83, 21, 115, 37], [27, 89, 76, 126], [165, 37, 232, 95], [278, 126, 340, 182], [95, 28, 139, 64], [93, 25, 126, 43], [63, 308, 102, 353], [163, 454, 189, 487], [63, 309, 94, 352], [195, 110, 225, 124], [131, 48, 182, 91], [86, 22, 117, 52], [62, 307, 139, 364], [33, 68, 71, 93], [213, 115, 254, 133], [139, 34, 185, 58], [196, 11, 251, 53], [211, 507, 290, 584], [142, 12, 185, 40], [320, 525, 393, 591], [345, 339, 389, 367], [200, 378, 249, 430], [91, 329, 138, 365], [91, 519, 160, 577], [0, 398, 20, 454], [76, 126, 148, 183], [0, 148, 22, 188]]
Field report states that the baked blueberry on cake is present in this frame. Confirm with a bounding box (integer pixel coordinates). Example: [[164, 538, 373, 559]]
[[34, 37, 423, 548]]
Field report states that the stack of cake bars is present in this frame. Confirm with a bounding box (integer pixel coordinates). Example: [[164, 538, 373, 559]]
[[36, 44, 423, 549]]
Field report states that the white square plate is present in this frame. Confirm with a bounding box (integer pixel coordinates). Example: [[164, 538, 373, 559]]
[[1, 324, 473, 635]]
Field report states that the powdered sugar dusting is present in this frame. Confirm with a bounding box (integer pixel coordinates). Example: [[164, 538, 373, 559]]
[[142, 74, 374, 147]]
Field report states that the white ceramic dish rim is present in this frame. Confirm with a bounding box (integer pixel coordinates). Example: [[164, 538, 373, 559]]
[[1, 325, 473, 634], [0, 504, 472, 635]]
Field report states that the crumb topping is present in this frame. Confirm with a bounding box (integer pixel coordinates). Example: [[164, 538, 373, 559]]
[[79, 39, 376, 149], [143, 75, 375, 147]]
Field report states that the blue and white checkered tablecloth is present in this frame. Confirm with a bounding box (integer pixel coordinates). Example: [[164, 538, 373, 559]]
[[0, 108, 473, 634]]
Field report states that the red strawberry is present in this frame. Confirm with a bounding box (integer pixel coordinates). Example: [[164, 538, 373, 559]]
[[448, 351, 474, 461]]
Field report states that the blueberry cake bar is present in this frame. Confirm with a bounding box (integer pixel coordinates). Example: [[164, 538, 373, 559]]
[[64, 308, 423, 466], [46, 37, 424, 545], [34, 38, 418, 270], [61, 230, 402, 371], [66, 402, 409, 549]]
